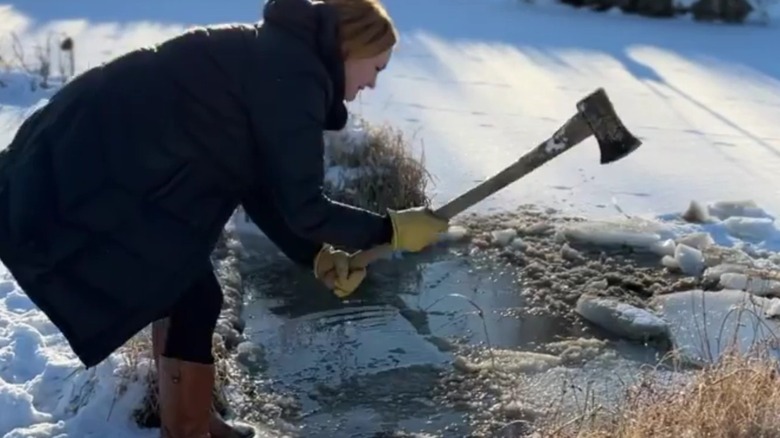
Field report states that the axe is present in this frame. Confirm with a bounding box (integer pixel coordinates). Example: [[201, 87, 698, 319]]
[[326, 88, 642, 291]]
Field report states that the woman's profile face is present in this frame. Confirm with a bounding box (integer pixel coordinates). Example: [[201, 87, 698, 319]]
[[343, 49, 392, 102]]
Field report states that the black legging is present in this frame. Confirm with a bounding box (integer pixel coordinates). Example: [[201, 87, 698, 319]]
[[163, 271, 224, 364]]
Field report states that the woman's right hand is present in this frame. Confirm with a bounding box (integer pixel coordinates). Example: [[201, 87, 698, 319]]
[[314, 245, 367, 298], [387, 207, 449, 253]]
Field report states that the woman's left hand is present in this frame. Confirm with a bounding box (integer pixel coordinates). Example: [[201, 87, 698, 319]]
[[313, 245, 367, 298]]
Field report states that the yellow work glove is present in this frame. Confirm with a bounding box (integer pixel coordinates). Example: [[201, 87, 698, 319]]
[[313, 244, 367, 298], [387, 207, 449, 252]]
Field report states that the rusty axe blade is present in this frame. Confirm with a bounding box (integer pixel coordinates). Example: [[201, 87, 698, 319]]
[[343, 88, 642, 273]]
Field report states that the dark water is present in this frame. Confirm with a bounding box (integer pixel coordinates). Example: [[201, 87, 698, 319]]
[[237, 234, 634, 437]]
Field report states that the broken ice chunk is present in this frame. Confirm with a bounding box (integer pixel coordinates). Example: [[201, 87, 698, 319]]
[[677, 232, 715, 250], [491, 229, 517, 246], [576, 294, 670, 342], [674, 243, 705, 276]]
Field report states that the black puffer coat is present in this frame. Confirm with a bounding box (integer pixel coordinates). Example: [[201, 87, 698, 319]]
[[0, 0, 392, 368]]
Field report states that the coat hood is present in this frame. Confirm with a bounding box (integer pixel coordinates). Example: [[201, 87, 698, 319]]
[[263, 0, 348, 130]]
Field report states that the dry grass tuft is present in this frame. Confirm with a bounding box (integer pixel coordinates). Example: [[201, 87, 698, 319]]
[[539, 347, 780, 438], [534, 290, 780, 438], [323, 114, 431, 213]]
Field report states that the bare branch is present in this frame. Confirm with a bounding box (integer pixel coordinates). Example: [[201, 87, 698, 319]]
[[10, 32, 33, 75]]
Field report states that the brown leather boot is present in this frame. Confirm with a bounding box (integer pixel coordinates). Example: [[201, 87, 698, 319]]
[[158, 356, 213, 438], [152, 319, 255, 438]]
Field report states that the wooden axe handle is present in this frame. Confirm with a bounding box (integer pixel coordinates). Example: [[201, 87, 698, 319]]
[[349, 111, 594, 269]]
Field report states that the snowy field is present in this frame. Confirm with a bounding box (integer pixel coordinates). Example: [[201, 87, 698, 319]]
[[3, 0, 780, 436]]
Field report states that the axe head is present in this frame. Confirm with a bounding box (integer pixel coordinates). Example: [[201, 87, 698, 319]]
[[576, 88, 642, 165]]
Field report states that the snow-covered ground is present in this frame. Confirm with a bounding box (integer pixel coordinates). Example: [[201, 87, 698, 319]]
[[3, 0, 780, 436]]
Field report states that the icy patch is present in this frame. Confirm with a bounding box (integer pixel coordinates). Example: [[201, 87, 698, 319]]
[[652, 289, 780, 365], [576, 294, 670, 342]]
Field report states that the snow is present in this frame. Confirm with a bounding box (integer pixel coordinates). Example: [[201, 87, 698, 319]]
[[3, 0, 780, 434], [322, 114, 375, 188], [0, 265, 158, 438]]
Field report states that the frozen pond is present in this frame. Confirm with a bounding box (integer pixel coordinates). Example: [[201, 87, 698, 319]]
[[237, 233, 666, 437]]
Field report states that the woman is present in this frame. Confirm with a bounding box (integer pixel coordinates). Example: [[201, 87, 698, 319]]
[[0, 0, 448, 436]]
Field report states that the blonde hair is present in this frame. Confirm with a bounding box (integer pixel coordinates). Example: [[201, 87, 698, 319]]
[[322, 0, 398, 59]]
